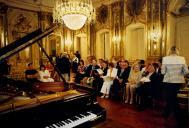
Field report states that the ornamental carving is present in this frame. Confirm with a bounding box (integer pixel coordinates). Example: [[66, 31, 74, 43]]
[[8, 8, 38, 42], [125, 0, 146, 25], [95, 5, 111, 31], [0, 2, 8, 13], [97, 4, 109, 24]]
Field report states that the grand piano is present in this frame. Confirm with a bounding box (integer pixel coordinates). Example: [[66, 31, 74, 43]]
[[0, 25, 106, 128]]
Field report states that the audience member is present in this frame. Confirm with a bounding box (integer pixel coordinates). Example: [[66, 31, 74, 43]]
[[101, 60, 108, 76], [38, 65, 54, 82], [72, 53, 79, 74], [98, 59, 104, 68], [75, 59, 86, 83], [125, 63, 141, 104], [57, 53, 71, 82], [135, 63, 156, 110], [101, 62, 117, 98], [45, 61, 54, 75], [111, 59, 131, 100], [75, 51, 81, 61]]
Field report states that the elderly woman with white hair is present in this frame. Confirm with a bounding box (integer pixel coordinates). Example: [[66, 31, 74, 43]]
[[161, 46, 189, 126], [125, 62, 141, 104]]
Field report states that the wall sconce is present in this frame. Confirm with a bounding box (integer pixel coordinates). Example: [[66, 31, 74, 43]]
[[25, 47, 30, 59], [65, 39, 72, 47], [112, 36, 121, 44], [151, 29, 160, 42], [1, 32, 4, 46], [151, 31, 160, 42]]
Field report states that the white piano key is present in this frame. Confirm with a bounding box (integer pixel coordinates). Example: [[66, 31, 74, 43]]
[[47, 111, 97, 128]]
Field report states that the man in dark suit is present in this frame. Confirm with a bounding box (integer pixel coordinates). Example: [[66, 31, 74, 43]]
[[111, 59, 131, 100], [85, 59, 100, 78], [57, 53, 71, 82]]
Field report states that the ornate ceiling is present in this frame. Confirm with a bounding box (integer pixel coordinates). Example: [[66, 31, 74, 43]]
[[1, 0, 189, 17], [169, 0, 189, 16]]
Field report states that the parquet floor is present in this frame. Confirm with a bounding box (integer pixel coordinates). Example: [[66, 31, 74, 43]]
[[95, 98, 189, 128]]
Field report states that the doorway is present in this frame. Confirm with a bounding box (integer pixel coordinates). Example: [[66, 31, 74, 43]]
[[125, 23, 146, 61]]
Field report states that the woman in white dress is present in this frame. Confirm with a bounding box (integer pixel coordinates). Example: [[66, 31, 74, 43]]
[[100, 62, 117, 98], [38, 65, 54, 82]]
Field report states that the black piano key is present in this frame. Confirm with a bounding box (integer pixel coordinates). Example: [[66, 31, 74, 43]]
[[60, 121, 65, 125], [55, 123, 61, 127], [70, 116, 77, 121], [77, 114, 82, 118], [87, 111, 91, 114], [82, 112, 89, 116], [79, 114, 85, 118], [74, 116, 79, 120], [64, 119, 70, 124], [75, 116, 80, 119], [66, 119, 71, 123], [59, 122, 65, 126], [64, 120, 68, 124], [49, 125, 56, 128], [58, 121, 64, 126], [67, 119, 72, 123]]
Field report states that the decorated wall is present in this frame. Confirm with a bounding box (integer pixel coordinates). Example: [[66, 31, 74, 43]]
[[1, 0, 189, 68]]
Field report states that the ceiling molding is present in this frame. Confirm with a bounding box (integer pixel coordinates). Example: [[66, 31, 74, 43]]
[[168, 0, 187, 15], [92, 0, 120, 8], [2, 0, 53, 12]]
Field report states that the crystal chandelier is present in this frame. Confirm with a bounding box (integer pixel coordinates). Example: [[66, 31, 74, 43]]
[[53, 0, 95, 30]]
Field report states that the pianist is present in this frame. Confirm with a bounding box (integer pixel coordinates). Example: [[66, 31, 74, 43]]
[[25, 63, 39, 84]]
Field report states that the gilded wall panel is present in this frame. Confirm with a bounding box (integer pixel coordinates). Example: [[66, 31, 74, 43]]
[[0, 15, 3, 48], [7, 8, 39, 71], [0, 2, 8, 48]]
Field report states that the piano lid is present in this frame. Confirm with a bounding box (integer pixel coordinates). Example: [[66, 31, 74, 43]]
[[0, 25, 59, 61], [0, 24, 67, 84]]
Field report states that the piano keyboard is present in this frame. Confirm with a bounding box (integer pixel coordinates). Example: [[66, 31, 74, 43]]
[[45, 111, 97, 128]]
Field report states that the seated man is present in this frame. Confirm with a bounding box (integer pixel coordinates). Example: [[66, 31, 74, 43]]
[[38, 65, 54, 82], [135, 63, 159, 111], [83, 59, 100, 85], [25, 63, 39, 84]]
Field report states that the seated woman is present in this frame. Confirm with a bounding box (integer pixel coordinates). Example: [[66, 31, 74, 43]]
[[100, 62, 117, 98], [125, 63, 141, 104], [45, 61, 54, 76], [75, 59, 86, 83], [38, 65, 54, 82]]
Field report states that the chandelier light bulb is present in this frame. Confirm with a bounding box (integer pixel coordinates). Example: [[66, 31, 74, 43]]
[[53, 0, 95, 30]]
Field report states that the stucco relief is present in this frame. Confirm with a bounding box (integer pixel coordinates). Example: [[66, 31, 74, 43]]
[[95, 5, 111, 31], [97, 4, 109, 24], [7, 8, 39, 69], [8, 8, 38, 42], [74, 24, 88, 35], [125, 0, 147, 26]]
